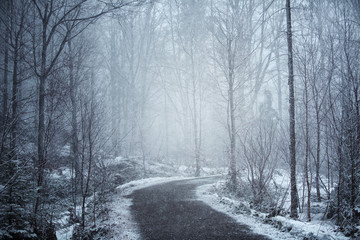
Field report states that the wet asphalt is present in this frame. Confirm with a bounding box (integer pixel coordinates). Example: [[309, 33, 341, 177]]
[[130, 176, 271, 240]]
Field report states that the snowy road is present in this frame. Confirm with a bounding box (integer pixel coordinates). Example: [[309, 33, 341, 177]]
[[130, 176, 271, 240]]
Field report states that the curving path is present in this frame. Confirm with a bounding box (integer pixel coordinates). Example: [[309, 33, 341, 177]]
[[130, 176, 271, 240]]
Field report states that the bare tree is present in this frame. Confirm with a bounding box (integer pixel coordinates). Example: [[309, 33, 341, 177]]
[[242, 100, 279, 209], [211, 2, 239, 191], [78, 70, 100, 230], [210, 0, 256, 190], [172, 0, 207, 176], [29, 0, 138, 227]]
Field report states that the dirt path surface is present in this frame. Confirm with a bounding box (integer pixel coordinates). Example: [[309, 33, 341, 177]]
[[130, 176, 271, 240]]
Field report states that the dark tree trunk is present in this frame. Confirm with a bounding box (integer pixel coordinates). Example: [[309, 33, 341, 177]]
[[10, 36, 19, 160], [35, 10, 49, 220], [315, 110, 321, 202], [286, 0, 298, 219], [1, 0, 10, 157], [68, 39, 80, 215], [2, 0, 9, 122], [304, 68, 311, 222]]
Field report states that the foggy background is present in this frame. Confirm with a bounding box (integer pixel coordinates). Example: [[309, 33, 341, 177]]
[[1, 0, 360, 239]]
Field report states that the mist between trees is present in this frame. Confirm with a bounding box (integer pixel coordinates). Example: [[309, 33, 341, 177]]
[[0, 0, 359, 239]]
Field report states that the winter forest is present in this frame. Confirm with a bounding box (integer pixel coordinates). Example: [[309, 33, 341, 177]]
[[1, 0, 360, 239]]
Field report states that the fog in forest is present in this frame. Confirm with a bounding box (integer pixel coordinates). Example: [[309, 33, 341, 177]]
[[1, 0, 360, 239]]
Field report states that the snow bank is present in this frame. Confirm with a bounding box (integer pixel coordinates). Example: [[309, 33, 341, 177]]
[[56, 224, 74, 240], [271, 215, 347, 240], [196, 182, 348, 240], [197, 183, 294, 239]]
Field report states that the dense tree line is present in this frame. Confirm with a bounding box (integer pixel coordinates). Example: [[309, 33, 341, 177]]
[[0, 0, 140, 239]]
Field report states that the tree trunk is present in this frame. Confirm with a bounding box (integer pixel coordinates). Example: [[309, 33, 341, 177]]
[[304, 68, 311, 221], [315, 110, 321, 202], [229, 72, 237, 191], [2, 0, 9, 122], [337, 142, 343, 225], [227, 19, 237, 191], [286, 0, 298, 219], [68, 39, 80, 216], [1, 0, 10, 157], [35, 13, 49, 220], [352, 83, 360, 223], [81, 71, 95, 230], [190, 46, 200, 177], [10, 36, 19, 160], [109, 23, 120, 156], [275, 45, 282, 120], [35, 73, 45, 219]]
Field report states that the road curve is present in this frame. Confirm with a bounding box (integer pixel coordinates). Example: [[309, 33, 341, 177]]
[[130, 176, 271, 240]]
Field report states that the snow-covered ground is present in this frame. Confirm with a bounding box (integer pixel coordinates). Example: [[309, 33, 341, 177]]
[[108, 175, 348, 240], [56, 158, 347, 240], [196, 181, 349, 240], [105, 175, 348, 240], [56, 217, 75, 240], [56, 176, 193, 240], [54, 153, 227, 239]]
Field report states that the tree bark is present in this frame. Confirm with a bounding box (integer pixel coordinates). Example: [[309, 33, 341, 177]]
[[229, 61, 237, 190], [286, 0, 298, 219], [1, 0, 10, 157], [304, 65, 311, 221], [68, 39, 80, 216], [10, 31, 19, 160], [315, 111, 321, 202], [2, 3, 9, 123]]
